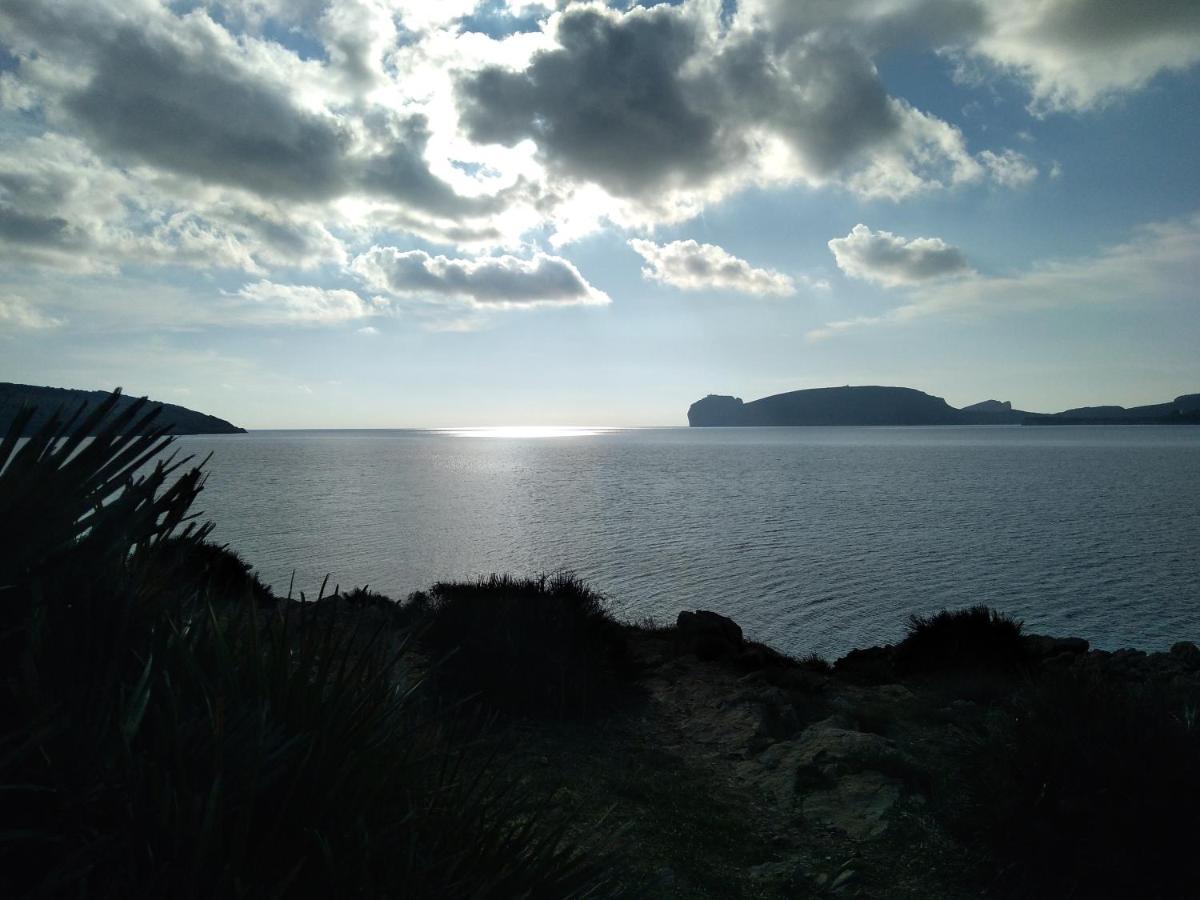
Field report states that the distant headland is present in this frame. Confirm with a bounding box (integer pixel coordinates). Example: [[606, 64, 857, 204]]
[[0, 382, 246, 435], [688, 385, 1200, 427]]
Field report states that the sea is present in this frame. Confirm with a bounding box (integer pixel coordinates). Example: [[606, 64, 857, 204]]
[[173, 425, 1200, 659]]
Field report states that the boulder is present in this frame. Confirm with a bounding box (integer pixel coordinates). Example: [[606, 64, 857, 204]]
[[801, 771, 904, 840], [1022, 634, 1090, 659], [675, 610, 744, 661], [1170, 641, 1200, 671]]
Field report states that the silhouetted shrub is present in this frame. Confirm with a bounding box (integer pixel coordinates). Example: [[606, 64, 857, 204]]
[[895, 605, 1024, 674], [958, 669, 1200, 898], [0, 392, 616, 899], [796, 652, 832, 674], [413, 573, 632, 718], [140, 536, 275, 605], [832, 644, 897, 684]]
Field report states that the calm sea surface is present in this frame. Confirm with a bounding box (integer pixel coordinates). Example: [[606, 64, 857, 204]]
[[173, 426, 1200, 658]]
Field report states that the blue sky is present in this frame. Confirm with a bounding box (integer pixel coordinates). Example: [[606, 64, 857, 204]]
[[0, 0, 1197, 426]]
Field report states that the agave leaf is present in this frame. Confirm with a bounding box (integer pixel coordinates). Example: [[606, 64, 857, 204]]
[[121, 654, 156, 743]]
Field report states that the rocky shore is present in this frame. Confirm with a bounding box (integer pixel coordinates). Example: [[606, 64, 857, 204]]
[[314, 587, 1200, 899]]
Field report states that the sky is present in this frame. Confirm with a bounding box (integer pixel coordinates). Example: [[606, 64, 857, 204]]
[[0, 0, 1197, 427]]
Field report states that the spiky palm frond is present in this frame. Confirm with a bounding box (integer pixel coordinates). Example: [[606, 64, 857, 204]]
[[0, 391, 620, 899], [0, 387, 210, 590]]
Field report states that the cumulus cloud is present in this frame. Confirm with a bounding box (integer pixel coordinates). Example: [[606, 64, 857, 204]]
[[828, 224, 972, 287], [351, 248, 610, 309], [811, 214, 1200, 338], [234, 280, 379, 323], [628, 239, 798, 296], [458, 6, 733, 201], [456, 1, 983, 237], [968, 0, 1200, 112]]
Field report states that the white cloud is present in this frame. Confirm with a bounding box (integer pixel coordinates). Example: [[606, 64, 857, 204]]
[[628, 239, 799, 296], [351, 248, 610, 309], [0, 295, 63, 329], [233, 280, 379, 323], [811, 214, 1200, 338], [828, 224, 972, 287], [979, 148, 1038, 188]]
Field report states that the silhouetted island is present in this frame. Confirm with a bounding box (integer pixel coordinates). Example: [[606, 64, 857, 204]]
[[688, 385, 1200, 426], [0, 382, 246, 435]]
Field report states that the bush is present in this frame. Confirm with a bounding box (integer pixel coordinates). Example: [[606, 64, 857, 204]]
[[957, 669, 1200, 898], [412, 573, 632, 718], [142, 536, 275, 605], [0, 392, 616, 898], [895, 605, 1024, 675]]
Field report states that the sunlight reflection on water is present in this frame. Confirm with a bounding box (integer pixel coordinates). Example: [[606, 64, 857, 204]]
[[437, 426, 620, 439]]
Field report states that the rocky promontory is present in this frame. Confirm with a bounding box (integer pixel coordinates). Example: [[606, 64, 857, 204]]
[[688, 385, 1200, 427], [0, 382, 246, 434]]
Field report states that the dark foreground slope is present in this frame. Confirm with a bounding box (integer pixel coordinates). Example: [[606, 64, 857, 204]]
[[0, 382, 245, 434], [688, 386, 1200, 426]]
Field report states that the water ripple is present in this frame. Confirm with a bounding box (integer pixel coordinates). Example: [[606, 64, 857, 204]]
[[174, 426, 1200, 658]]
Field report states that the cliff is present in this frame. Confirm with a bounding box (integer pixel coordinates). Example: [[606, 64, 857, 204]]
[[689, 385, 1200, 427], [0, 382, 246, 435]]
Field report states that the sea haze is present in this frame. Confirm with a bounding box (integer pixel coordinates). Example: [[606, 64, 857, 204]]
[[177, 426, 1200, 658]]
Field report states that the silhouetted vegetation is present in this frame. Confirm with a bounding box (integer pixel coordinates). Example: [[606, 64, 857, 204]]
[[409, 573, 633, 719], [0, 392, 614, 899], [957, 669, 1200, 898], [895, 605, 1024, 674]]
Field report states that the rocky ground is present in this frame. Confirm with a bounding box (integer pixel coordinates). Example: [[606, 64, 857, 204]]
[[476, 612, 1200, 899]]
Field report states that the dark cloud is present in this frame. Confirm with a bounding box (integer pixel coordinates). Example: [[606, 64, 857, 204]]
[[704, 32, 902, 176], [0, 205, 71, 246], [2, 3, 487, 217], [739, 0, 987, 52], [458, 5, 737, 198], [828, 223, 971, 287], [457, 3, 977, 207], [359, 117, 500, 217], [1035, 0, 1200, 50], [64, 25, 349, 201], [352, 247, 610, 308]]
